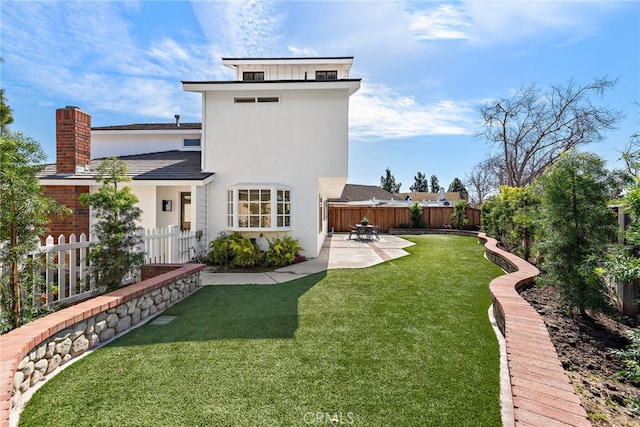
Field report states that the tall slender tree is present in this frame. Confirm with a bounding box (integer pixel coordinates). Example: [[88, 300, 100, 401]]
[[537, 150, 616, 316], [410, 172, 429, 192], [0, 132, 69, 329], [380, 167, 401, 193], [448, 177, 468, 200], [0, 58, 14, 136], [80, 158, 145, 291], [430, 175, 440, 193]]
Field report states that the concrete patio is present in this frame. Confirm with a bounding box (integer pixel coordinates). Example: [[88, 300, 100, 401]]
[[200, 234, 415, 285]]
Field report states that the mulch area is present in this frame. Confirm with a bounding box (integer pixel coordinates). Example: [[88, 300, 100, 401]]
[[519, 284, 640, 426]]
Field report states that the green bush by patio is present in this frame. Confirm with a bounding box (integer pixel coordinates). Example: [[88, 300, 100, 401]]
[[19, 235, 504, 427]]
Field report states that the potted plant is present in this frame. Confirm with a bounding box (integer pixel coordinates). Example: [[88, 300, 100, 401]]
[[361, 217, 370, 226]]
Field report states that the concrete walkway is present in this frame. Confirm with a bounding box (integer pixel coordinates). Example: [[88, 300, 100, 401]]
[[200, 234, 415, 285]]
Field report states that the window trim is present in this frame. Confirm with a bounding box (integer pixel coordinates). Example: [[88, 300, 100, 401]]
[[315, 70, 338, 80], [183, 138, 201, 147], [226, 185, 293, 231], [243, 71, 265, 81]]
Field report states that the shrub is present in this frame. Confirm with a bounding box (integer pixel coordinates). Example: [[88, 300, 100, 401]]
[[612, 328, 640, 384], [207, 232, 259, 269], [409, 202, 425, 228], [264, 235, 303, 268], [451, 200, 468, 230]]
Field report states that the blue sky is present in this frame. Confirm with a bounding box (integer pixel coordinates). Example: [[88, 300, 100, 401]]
[[1, 1, 638, 190]]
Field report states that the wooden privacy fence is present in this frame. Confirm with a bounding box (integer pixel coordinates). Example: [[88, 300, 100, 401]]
[[328, 205, 481, 232]]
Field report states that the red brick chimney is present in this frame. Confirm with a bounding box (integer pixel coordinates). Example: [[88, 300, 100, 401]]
[[56, 106, 91, 174], [42, 106, 91, 238]]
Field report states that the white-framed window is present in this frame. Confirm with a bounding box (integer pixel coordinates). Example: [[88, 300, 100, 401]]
[[183, 138, 201, 147], [226, 185, 292, 230]]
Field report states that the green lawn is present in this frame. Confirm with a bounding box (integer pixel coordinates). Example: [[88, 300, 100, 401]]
[[20, 235, 504, 427]]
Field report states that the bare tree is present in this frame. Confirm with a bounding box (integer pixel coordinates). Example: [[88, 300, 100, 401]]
[[478, 77, 621, 187], [465, 159, 498, 203]]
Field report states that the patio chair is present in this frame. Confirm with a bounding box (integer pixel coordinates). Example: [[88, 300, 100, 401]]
[[371, 226, 380, 241], [348, 225, 358, 240], [189, 230, 207, 263]]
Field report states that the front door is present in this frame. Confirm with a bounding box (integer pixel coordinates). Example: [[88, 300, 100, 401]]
[[180, 192, 191, 231]]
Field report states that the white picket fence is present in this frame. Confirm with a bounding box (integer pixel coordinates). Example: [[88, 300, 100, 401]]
[[6, 226, 207, 310]]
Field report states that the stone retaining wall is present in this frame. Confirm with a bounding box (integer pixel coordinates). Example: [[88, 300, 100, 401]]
[[0, 263, 205, 427]]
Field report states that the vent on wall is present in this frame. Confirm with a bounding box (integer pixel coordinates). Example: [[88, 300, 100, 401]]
[[234, 96, 280, 103]]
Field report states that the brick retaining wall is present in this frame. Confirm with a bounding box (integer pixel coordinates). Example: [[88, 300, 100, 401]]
[[479, 232, 591, 426], [0, 263, 205, 427]]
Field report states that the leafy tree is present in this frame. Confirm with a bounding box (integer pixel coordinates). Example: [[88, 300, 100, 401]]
[[410, 172, 429, 192], [478, 78, 621, 187], [605, 168, 634, 200], [0, 132, 69, 330], [430, 175, 439, 193], [536, 150, 617, 316], [451, 200, 469, 230], [447, 177, 468, 199], [620, 134, 640, 179], [0, 58, 14, 136], [380, 167, 401, 193], [480, 185, 539, 260], [80, 158, 144, 291]]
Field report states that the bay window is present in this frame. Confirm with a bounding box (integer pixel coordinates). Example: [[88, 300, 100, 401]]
[[226, 185, 292, 230]]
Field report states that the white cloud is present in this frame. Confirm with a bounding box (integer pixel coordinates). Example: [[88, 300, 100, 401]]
[[191, 0, 285, 57], [0, 1, 216, 122], [349, 83, 476, 140], [408, 4, 471, 40], [463, 1, 608, 47], [287, 45, 318, 56]]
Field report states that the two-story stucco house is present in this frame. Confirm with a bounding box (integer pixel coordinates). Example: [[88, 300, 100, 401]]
[[39, 57, 361, 258]]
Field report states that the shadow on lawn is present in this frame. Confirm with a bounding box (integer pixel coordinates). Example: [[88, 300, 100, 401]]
[[114, 271, 327, 345]]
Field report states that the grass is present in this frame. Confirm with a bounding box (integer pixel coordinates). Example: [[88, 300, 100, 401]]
[[19, 235, 505, 427]]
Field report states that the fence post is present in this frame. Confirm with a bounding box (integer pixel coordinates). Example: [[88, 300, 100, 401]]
[[171, 225, 180, 263]]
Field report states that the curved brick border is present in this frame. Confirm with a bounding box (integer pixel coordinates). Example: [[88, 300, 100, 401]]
[[479, 232, 591, 427], [0, 263, 205, 427]]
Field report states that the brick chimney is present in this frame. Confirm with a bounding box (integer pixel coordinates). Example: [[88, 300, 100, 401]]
[[56, 106, 91, 174], [43, 106, 91, 239]]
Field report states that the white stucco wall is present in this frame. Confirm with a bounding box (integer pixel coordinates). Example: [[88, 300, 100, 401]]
[[156, 186, 192, 228], [130, 186, 157, 230], [200, 87, 352, 257]]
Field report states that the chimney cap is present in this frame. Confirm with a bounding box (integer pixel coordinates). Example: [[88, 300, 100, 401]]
[[174, 114, 180, 127], [65, 105, 80, 109]]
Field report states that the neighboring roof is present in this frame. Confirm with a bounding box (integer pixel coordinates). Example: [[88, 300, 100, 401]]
[[394, 192, 465, 201], [330, 184, 396, 202], [91, 123, 201, 131], [38, 151, 214, 182]]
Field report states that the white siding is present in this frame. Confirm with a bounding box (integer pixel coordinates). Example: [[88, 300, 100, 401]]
[[91, 131, 201, 159]]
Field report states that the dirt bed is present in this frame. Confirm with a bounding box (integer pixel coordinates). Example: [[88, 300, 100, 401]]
[[519, 284, 640, 426]]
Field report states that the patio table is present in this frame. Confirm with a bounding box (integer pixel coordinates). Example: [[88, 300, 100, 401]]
[[354, 224, 379, 242]]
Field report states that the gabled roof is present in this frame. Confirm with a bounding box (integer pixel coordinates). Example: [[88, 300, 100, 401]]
[[330, 184, 396, 202], [38, 151, 214, 182], [92, 123, 201, 131]]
